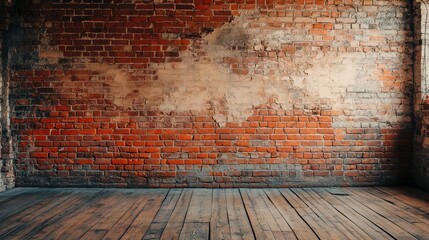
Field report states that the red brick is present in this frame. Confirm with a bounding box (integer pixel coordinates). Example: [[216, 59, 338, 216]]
[[112, 159, 128, 165]]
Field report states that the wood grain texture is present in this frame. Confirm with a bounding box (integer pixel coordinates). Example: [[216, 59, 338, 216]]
[[0, 187, 428, 240]]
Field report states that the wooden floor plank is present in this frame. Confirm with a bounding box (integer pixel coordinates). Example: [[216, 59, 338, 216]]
[[151, 189, 183, 223], [345, 188, 429, 239], [225, 189, 254, 240], [376, 187, 429, 213], [142, 222, 166, 240], [82, 190, 166, 240], [0, 189, 75, 238], [362, 187, 429, 225], [0, 186, 428, 240], [333, 188, 418, 240], [279, 188, 337, 239], [119, 190, 168, 240], [29, 189, 109, 239], [1, 189, 102, 239], [264, 189, 318, 240], [210, 189, 231, 240], [0, 188, 30, 204], [185, 189, 213, 223], [314, 188, 394, 240], [179, 222, 209, 240], [303, 188, 373, 240], [94, 189, 167, 240], [384, 186, 429, 201], [0, 189, 58, 222], [240, 188, 276, 239], [42, 189, 131, 239], [252, 189, 297, 239], [80, 190, 142, 240], [160, 189, 193, 240], [143, 189, 183, 240], [368, 187, 429, 218], [292, 188, 355, 240]]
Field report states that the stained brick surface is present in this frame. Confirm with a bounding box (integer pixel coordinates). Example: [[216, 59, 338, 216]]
[[7, 0, 414, 187], [0, 0, 13, 192], [413, 0, 429, 191]]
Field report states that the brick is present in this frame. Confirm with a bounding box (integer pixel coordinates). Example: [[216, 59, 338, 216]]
[[6, 0, 414, 190]]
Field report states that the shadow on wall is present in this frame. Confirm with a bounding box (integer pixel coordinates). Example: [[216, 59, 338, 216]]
[[0, 0, 14, 191]]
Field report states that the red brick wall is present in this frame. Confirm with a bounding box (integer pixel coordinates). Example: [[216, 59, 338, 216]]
[[10, 0, 413, 187]]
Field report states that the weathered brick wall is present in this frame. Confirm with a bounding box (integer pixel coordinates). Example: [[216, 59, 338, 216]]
[[0, 10, 4, 192], [0, 0, 13, 192], [10, 0, 413, 188], [413, 0, 429, 191]]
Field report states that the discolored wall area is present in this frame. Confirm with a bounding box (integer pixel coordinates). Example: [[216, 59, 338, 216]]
[[413, 0, 429, 191], [9, 0, 413, 188], [0, 0, 14, 192]]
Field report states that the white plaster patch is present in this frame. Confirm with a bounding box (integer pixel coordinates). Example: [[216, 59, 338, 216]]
[[87, 10, 403, 127]]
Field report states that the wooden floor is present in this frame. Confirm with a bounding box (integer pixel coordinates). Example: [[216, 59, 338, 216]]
[[0, 187, 429, 240]]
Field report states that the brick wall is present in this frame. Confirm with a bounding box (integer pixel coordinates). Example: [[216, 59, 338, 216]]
[[413, 0, 429, 191], [0, 11, 4, 192], [9, 0, 413, 188], [0, 0, 13, 192]]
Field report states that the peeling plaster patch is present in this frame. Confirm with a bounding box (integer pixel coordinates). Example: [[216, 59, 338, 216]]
[[152, 13, 381, 126], [155, 53, 281, 124], [38, 30, 64, 64], [87, 10, 391, 127], [296, 53, 381, 101]]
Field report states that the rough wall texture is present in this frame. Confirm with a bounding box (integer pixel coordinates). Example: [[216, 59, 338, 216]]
[[10, 0, 413, 188], [0, 0, 14, 192], [413, 0, 429, 191]]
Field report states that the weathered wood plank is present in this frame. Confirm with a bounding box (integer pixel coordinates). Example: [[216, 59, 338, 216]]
[[1, 189, 101, 239], [279, 189, 335, 239], [79, 190, 141, 240], [240, 188, 276, 239], [376, 187, 429, 213], [0, 188, 30, 205], [142, 222, 166, 240], [264, 189, 318, 240], [368, 187, 428, 217], [160, 189, 193, 240], [346, 188, 429, 239], [292, 188, 355, 239], [43, 189, 131, 239], [102, 197, 149, 240], [119, 190, 168, 240], [0, 189, 58, 223], [333, 188, 418, 240], [0, 186, 427, 240], [303, 188, 373, 240], [314, 188, 394, 240], [225, 189, 254, 240], [0, 189, 76, 238], [179, 223, 209, 240], [151, 189, 183, 223], [29, 189, 110, 239], [210, 189, 231, 240], [252, 189, 296, 239], [185, 189, 212, 223], [143, 189, 183, 240]]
